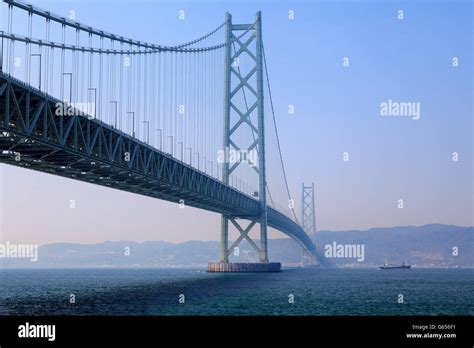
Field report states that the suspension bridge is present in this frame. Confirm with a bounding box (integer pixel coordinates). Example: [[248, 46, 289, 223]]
[[0, 0, 319, 271]]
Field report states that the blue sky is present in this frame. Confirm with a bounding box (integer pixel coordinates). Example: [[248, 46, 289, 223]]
[[0, 0, 472, 244]]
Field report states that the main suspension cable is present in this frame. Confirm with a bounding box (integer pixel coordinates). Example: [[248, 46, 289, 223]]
[[262, 43, 299, 224]]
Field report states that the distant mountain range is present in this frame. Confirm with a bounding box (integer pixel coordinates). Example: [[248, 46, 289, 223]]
[[1, 224, 472, 268]]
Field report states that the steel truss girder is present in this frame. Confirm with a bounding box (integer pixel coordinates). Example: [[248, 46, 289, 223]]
[[0, 73, 259, 216], [0, 73, 316, 256]]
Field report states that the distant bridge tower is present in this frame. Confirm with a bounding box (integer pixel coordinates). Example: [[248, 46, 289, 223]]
[[301, 183, 317, 265], [209, 11, 278, 272]]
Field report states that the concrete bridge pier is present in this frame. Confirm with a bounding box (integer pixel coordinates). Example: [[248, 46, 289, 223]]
[[207, 262, 281, 273]]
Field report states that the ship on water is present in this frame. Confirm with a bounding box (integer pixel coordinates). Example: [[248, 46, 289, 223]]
[[379, 260, 411, 270]]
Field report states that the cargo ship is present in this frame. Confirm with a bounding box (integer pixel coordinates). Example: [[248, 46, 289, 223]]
[[379, 260, 411, 270]]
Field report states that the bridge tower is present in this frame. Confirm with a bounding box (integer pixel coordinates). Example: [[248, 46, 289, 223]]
[[208, 11, 279, 272], [301, 183, 317, 265]]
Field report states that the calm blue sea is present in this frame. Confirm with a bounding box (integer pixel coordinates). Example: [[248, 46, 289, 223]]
[[0, 268, 472, 315]]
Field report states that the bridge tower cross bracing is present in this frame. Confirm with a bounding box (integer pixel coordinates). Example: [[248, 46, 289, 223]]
[[301, 183, 317, 265], [219, 11, 269, 264]]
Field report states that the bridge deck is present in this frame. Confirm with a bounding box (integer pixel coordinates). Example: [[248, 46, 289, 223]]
[[0, 72, 315, 254]]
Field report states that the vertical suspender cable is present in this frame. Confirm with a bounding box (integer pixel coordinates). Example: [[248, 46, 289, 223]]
[[119, 42, 124, 131]]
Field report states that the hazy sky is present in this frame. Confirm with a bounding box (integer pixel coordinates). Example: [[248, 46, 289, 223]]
[[0, 0, 472, 245]]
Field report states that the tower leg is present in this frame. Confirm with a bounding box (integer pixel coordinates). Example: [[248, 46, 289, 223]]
[[259, 214, 268, 262], [220, 215, 229, 262], [255, 11, 268, 263]]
